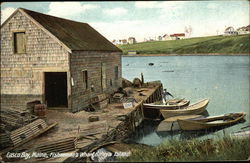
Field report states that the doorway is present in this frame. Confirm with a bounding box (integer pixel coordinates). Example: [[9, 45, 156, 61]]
[[44, 72, 68, 107]]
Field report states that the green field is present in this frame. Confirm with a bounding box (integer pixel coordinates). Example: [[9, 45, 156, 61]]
[[118, 34, 250, 55]]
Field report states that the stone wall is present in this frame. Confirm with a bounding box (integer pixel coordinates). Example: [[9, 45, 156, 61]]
[[0, 10, 69, 109], [70, 51, 122, 112]]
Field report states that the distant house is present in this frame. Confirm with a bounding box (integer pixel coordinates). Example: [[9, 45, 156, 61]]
[[119, 39, 128, 45], [224, 26, 238, 36], [170, 33, 185, 40], [237, 25, 250, 35], [1, 8, 122, 112], [128, 37, 136, 44], [247, 25, 250, 31], [112, 39, 119, 45], [163, 34, 171, 40]]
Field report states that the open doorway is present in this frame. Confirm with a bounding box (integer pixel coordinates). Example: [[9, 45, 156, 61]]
[[45, 72, 68, 107]]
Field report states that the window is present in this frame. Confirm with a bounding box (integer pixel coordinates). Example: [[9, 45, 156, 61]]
[[101, 63, 106, 90], [110, 79, 113, 86], [115, 66, 119, 80], [14, 32, 26, 53], [82, 70, 88, 89]]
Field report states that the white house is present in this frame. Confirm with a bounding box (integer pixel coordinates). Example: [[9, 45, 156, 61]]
[[163, 34, 171, 40], [224, 26, 238, 36], [237, 25, 250, 35], [112, 39, 120, 45], [120, 39, 128, 45], [128, 37, 136, 44]]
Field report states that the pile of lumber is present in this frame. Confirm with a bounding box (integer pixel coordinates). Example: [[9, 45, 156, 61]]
[[10, 119, 48, 146], [0, 108, 38, 133], [0, 119, 57, 154], [34, 137, 77, 154], [78, 120, 108, 137]]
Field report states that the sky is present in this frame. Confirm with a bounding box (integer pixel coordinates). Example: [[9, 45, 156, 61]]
[[1, 1, 249, 42]]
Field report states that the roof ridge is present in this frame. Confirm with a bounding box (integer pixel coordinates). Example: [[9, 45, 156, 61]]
[[2, 7, 121, 52], [19, 8, 88, 26]]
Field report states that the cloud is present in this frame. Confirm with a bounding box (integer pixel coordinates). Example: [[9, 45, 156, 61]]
[[48, 2, 98, 18], [103, 7, 127, 16], [1, 7, 16, 24], [135, 1, 186, 9]]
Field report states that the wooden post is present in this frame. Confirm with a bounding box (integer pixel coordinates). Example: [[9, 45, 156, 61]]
[[141, 73, 144, 85]]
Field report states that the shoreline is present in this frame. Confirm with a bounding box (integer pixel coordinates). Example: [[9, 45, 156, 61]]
[[122, 53, 250, 57]]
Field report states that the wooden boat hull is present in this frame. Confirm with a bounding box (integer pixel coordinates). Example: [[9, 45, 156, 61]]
[[157, 115, 204, 132], [160, 99, 209, 119], [177, 112, 246, 131], [143, 99, 190, 110], [164, 115, 205, 122], [143, 99, 190, 119]]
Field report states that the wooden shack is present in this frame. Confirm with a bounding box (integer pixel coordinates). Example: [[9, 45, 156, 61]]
[[0, 8, 122, 112]]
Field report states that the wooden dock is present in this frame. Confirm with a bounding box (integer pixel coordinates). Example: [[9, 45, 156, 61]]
[[0, 81, 163, 162]]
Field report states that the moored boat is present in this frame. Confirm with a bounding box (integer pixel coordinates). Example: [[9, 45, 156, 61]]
[[143, 98, 190, 119], [157, 115, 205, 132], [164, 114, 205, 122], [177, 112, 246, 131], [160, 99, 209, 119], [143, 98, 190, 110]]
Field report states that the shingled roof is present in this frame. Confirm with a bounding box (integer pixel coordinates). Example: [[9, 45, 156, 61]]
[[20, 8, 121, 52]]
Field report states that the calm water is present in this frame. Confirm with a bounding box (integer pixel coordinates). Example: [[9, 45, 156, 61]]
[[122, 55, 250, 146]]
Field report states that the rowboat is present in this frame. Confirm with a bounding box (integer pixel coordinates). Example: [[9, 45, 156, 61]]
[[143, 98, 190, 119], [177, 112, 246, 131], [160, 99, 209, 119], [143, 98, 190, 110], [157, 115, 205, 132], [164, 114, 205, 122]]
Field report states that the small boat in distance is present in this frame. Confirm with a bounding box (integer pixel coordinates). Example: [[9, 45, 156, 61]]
[[177, 112, 246, 131], [160, 99, 209, 119], [143, 98, 190, 110]]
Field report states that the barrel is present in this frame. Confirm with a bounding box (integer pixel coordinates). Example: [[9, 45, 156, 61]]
[[34, 104, 47, 117]]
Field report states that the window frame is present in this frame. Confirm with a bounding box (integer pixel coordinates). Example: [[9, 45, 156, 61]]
[[82, 70, 88, 90], [13, 31, 26, 54], [115, 66, 119, 80]]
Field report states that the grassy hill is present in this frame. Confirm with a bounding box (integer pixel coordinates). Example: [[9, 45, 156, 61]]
[[118, 34, 250, 55]]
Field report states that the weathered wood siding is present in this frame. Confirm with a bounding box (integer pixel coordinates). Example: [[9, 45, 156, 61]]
[[0, 10, 69, 109], [70, 51, 122, 112]]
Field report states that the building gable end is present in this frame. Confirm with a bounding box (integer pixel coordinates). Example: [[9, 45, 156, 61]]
[[1, 9, 72, 53], [18, 9, 72, 53]]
